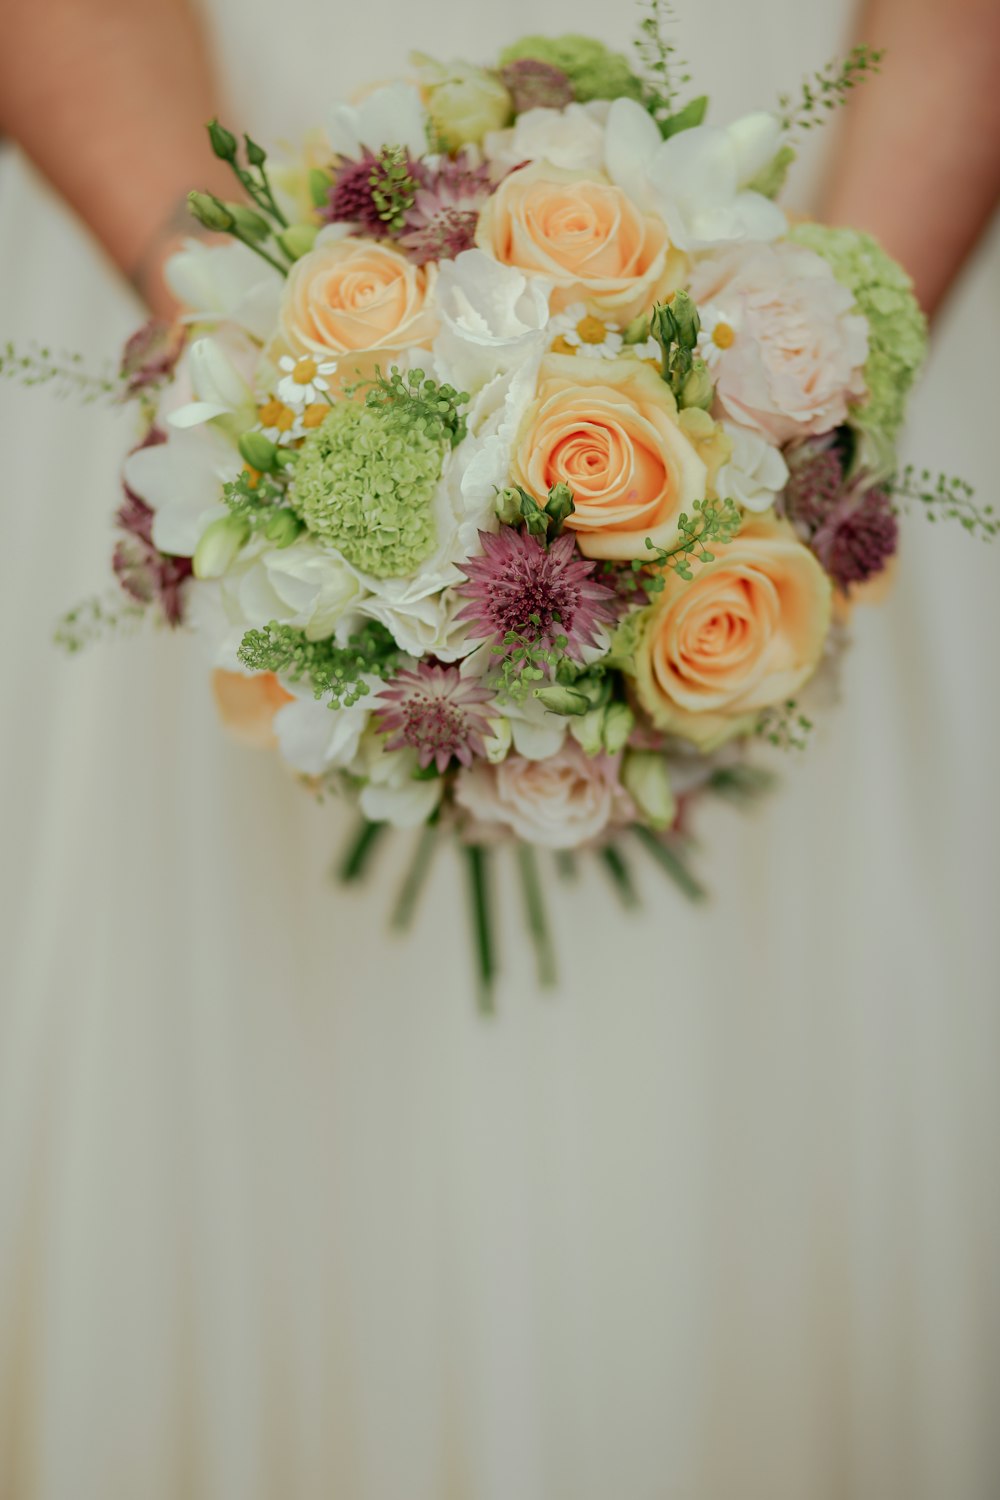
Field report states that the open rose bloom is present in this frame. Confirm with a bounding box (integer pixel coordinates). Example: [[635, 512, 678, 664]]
[[57, 26, 980, 1006]]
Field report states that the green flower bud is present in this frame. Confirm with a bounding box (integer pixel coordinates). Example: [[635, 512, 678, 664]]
[[308, 168, 333, 209], [238, 431, 279, 472], [570, 707, 605, 755], [207, 119, 238, 162], [622, 751, 676, 831], [661, 290, 701, 350], [187, 191, 235, 233], [484, 715, 513, 764], [243, 134, 267, 168], [495, 489, 523, 526], [193, 515, 250, 579], [277, 223, 319, 261], [544, 483, 575, 532], [413, 53, 512, 151], [534, 684, 592, 716], [263, 509, 304, 548], [621, 313, 650, 346], [602, 701, 635, 755], [679, 357, 715, 412], [227, 203, 272, 243]]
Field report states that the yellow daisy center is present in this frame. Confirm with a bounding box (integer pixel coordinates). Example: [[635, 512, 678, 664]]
[[551, 335, 577, 356], [302, 402, 328, 429], [575, 315, 609, 345], [711, 321, 736, 350], [292, 356, 319, 384], [242, 465, 262, 490], [258, 398, 296, 432]]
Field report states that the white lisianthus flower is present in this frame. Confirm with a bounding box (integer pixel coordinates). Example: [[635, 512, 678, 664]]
[[328, 81, 427, 160], [273, 680, 374, 775], [357, 743, 444, 827], [603, 99, 786, 250], [169, 336, 257, 430], [483, 101, 609, 175], [715, 422, 789, 513], [122, 422, 240, 557], [433, 250, 551, 391], [164, 238, 282, 341]]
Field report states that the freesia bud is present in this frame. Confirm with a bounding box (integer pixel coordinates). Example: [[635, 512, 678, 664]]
[[679, 357, 715, 412], [238, 432, 279, 471], [602, 701, 635, 754], [193, 515, 250, 579], [534, 685, 591, 716], [227, 203, 272, 243], [187, 191, 235, 233], [570, 708, 605, 755], [622, 751, 676, 830]]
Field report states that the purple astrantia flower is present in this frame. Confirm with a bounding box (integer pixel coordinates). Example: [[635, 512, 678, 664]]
[[113, 428, 191, 626], [499, 58, 575, 113], [782, 436, 898, 591], [373, 663, 495, 773], [398, 155, 498, 265], [324, 150, 429, 237], [455, 528, 618, 658], [120, 319, 185, 397]]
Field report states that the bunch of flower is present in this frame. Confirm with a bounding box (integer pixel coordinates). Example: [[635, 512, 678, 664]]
[[15, 9, 992, 1005]]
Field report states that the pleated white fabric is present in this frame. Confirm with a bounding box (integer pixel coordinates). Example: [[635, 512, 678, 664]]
[[1, 2, 999, 1496]]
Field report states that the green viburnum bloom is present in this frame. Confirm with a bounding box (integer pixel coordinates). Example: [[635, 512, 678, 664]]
[[291, 403, 440, 578], [789, 223, 928, 472], [498, 34, 643, 104]]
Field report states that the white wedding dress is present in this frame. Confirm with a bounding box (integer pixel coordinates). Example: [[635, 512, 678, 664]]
[[1, 1, 998, 1496]]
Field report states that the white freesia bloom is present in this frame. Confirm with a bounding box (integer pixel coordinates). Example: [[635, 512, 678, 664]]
[[122, 423, 240, 557], [328, 81, 427, 160], [483, 101, 609, 174], [715, 422, 789, 513], [433, 251, 551, 391], [273, 680, 374, 776], [604, 99, 786, 250], [169, 337, 256, 430], [357, 744, 444, 827], [164, 239, 282, 341]]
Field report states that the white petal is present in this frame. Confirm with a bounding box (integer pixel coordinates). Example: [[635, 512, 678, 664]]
[[603, 97, 661, 210], [328, 82, 427, 160], [726, 112, 783, 186]]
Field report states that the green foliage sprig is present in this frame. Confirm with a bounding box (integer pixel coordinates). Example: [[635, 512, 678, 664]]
[[708, 763, 778, 805], [643, 498, 743, 586], [0, 341, 122, 404], [492, 616, 569, 702], [889, 465, 996, 541], [633, 0, 707, 135], [363, 365, 470, 447], [778, 45, 884, 136], [369, 145, 421, 232], [222, 471, 305, 547], [237, 621, 401, 710], [54, 592, 147, 653], [756, 699, 813, 751]]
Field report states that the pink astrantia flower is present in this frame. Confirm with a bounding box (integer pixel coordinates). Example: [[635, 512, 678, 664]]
[[399, 155, 498, 265], [373, 662, 495, 772], [324, 150, 429, 238], [455, 528, 618, 659], [113, 428, 191, 626]]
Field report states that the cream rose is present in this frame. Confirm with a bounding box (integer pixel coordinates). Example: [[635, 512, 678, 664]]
[[455, 740, 633, 849], [278, 233, 437, 367], [512, 353, 728, 561], [475, 162, 685, 320], [688, 242, 869, 444], [630, 512, 832, 750]]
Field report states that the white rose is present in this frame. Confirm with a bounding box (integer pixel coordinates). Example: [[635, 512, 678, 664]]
[[454, 740, 631, 849], [357, 743, 444, 827], [715, 422, 789, 513], [484, 102, 609, 175]]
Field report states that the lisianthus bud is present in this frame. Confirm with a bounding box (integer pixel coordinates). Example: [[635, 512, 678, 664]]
[[207, 119, 238, 162], [187, 191, 235, 233], [484, 715, 513, 763], [227, 203, 272, 242], [414, 53, 512, 150], [602, 701, 635, 754], [570, 707, 605, 756], [534, 684, 592, 716], [622, 751, 676, 830], [277, 223, 319, 261], [193, 515, 250, 579], [679, 357, 714, 412], [263, 509, 304, 548], [544, 483, 575, 531], [238, 431, 279, 471], [495, 488, 524, 525]]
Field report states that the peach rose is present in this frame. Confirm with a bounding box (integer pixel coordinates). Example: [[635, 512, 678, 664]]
[[630, 512, 832, 750], [454, 741, 633, 849], [512, 353, 729, 561], [211, 670, 293, 750], [278, 234, 437, 367], [688, 241, 869, 444], [475, 162, 686, 320]]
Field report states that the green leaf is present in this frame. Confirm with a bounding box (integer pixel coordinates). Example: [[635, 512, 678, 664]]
[[660, 93, 708, 138]]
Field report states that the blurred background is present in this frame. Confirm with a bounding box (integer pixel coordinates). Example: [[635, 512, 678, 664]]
[[0, 1, 998, 1498]]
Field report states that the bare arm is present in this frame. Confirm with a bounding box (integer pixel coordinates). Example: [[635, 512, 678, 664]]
[[0, 0, 231, 315], [823, 0, 1000, 318]]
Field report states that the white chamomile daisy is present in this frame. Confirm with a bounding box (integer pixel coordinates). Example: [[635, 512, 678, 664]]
[[276, 354, 338, 408], [549, 303, 625, 360], [696, 305, 742, 370], [256, 397, 306, 445]]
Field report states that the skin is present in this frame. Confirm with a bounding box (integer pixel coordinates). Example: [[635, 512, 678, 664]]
[[1, 0, 999, 318]]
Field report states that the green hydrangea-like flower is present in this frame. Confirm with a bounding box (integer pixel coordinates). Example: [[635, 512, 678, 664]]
[[498, 34, 643, 105], [292, 403, 440, 578], [789, 223, 928, 471]]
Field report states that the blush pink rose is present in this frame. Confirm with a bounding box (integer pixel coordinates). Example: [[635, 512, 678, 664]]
[[454, 741, 633, 849], [689, 242, 869, 444]]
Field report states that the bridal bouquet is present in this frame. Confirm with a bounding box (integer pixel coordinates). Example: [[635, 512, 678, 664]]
[[13, 9, 993, 1004]]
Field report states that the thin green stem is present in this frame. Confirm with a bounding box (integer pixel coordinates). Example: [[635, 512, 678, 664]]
[[632, 825, 708, 903], [391, 823, 438, 932], [599, 844, 641, 910], [336, 817, 386, 884], [231, 227, 289, 276], [465, 845, 497, 1016], [517, 845, 558, 990]]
